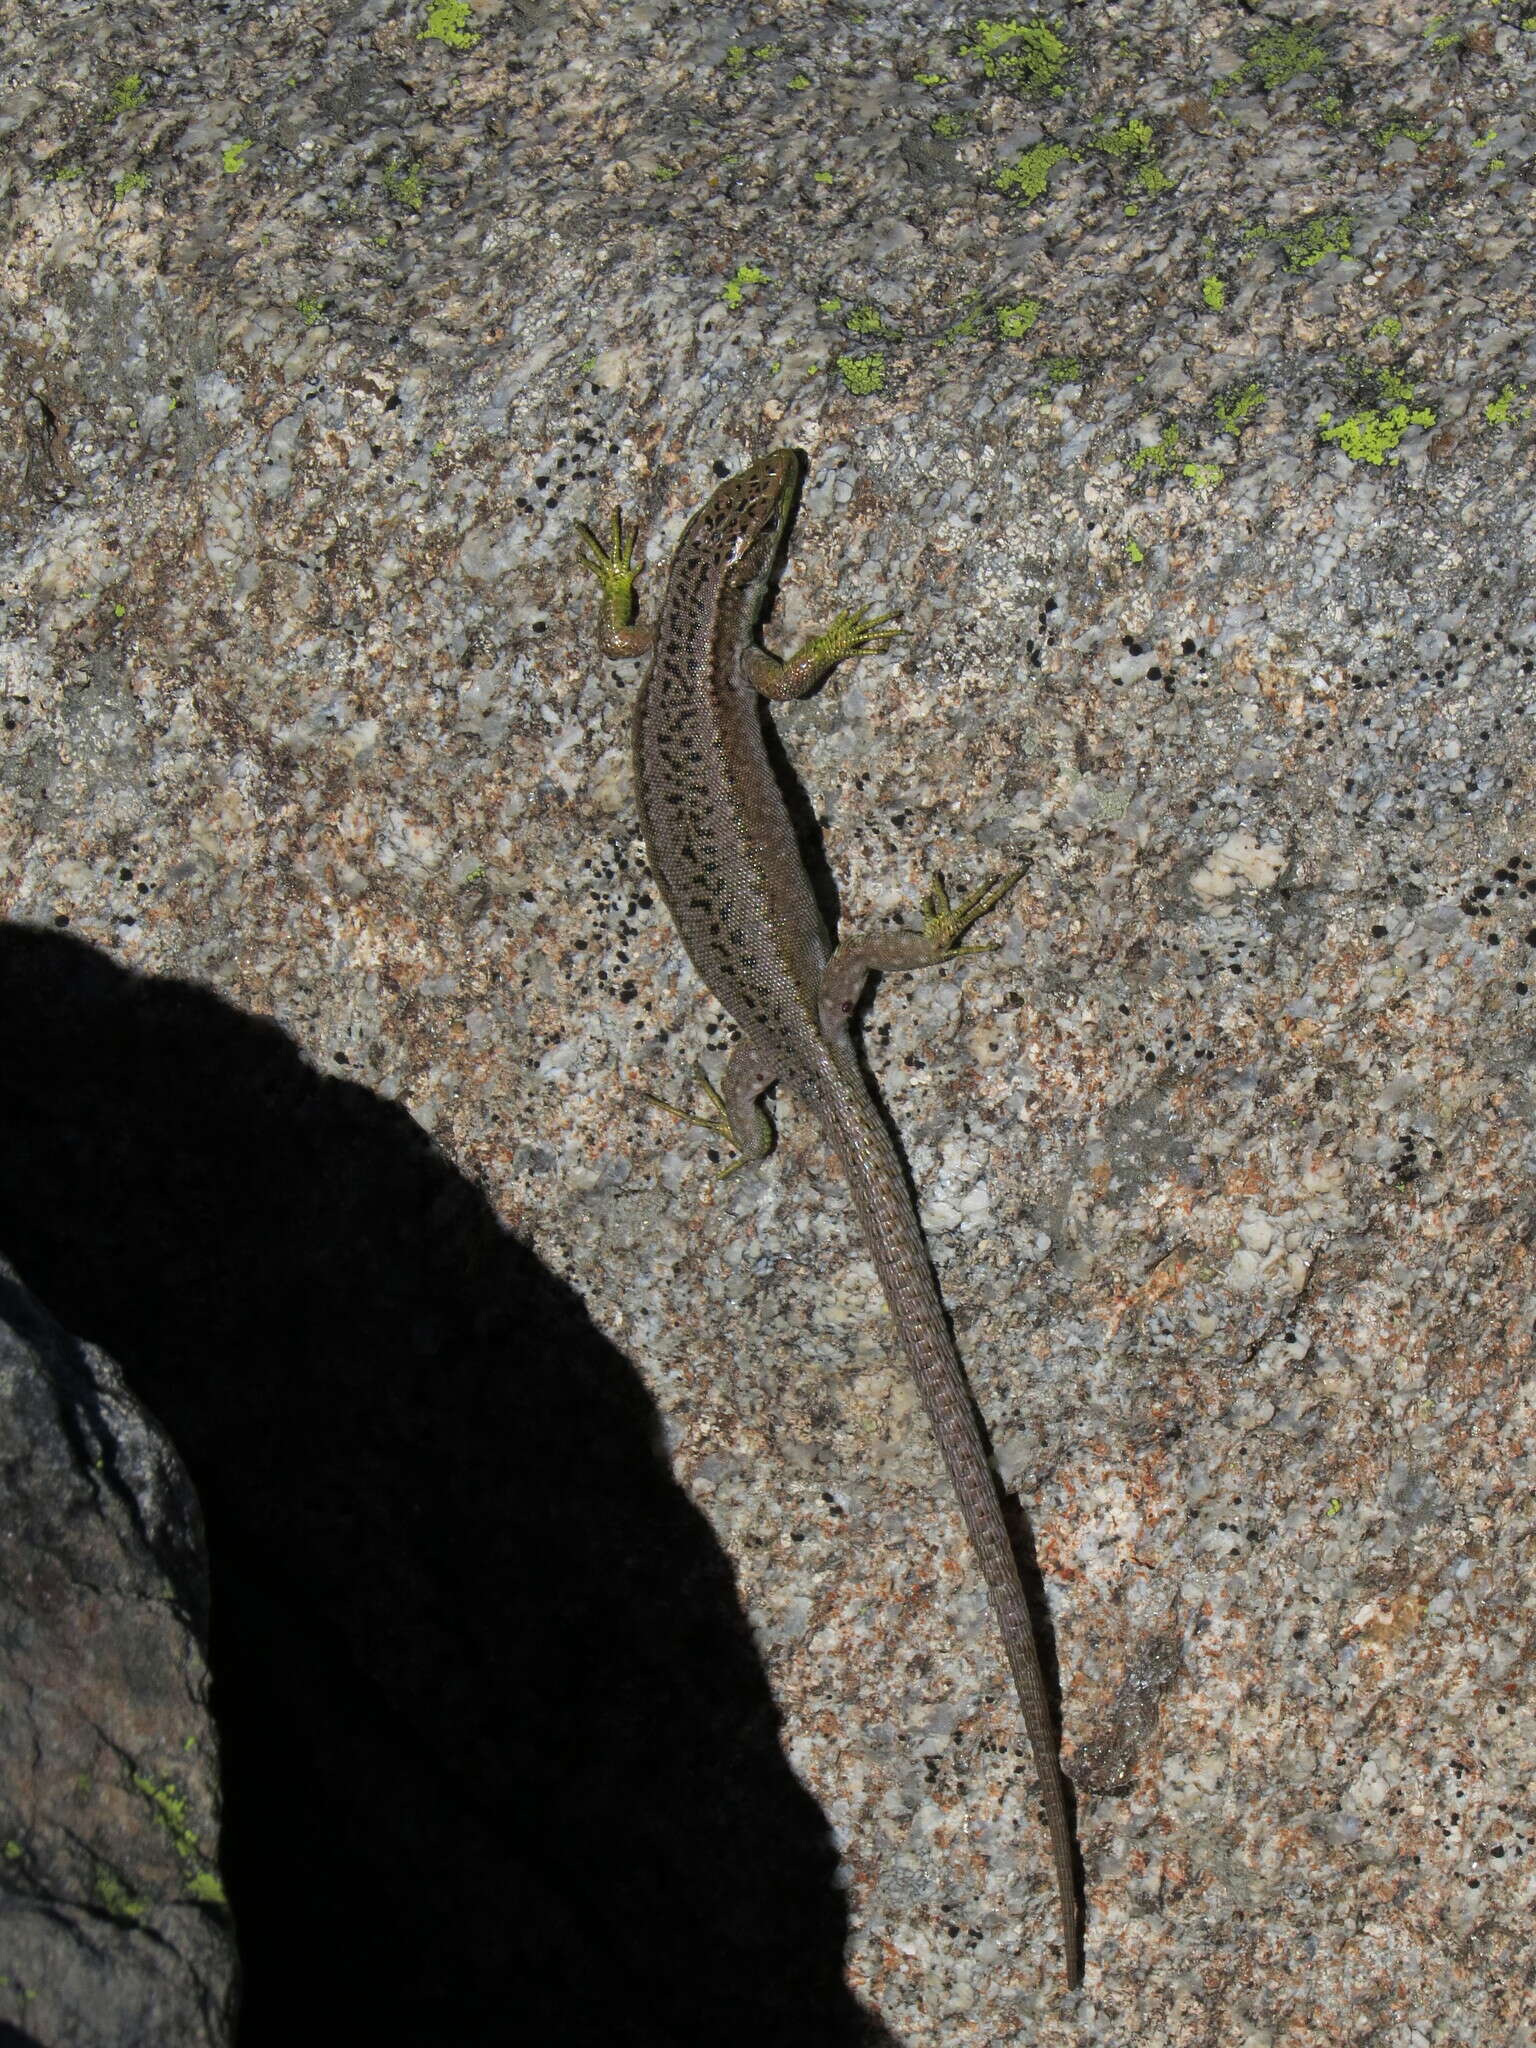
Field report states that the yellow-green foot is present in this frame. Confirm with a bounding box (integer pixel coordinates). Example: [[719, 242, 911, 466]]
[[637, 1067, 752, 1177], [803, 605, 903, 669], [575, 505, 641, 611], [921, 869, 1024, 961]]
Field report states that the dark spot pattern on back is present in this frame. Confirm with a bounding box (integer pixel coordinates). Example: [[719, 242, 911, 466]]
[[633, 453, 830, 1082]]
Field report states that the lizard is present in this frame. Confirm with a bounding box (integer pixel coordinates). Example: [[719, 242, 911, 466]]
[[577, 447, 1081, 1987]]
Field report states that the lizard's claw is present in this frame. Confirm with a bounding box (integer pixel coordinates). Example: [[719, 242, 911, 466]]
[[636, 1065, 753, 1178], [921, 868, 1025, 962]]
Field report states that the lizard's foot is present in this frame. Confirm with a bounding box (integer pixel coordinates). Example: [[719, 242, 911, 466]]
[[574, 505, 639, 609], [575, 506, 651, 657], [920, 868, 1026, 962], [800, 605, 904, 670], [636, 1066, 758, 1178]]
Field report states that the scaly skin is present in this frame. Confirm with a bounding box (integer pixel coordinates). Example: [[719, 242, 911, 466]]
[[577, 449, 1081, 1988]]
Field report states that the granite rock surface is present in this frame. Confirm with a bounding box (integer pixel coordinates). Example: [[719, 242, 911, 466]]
[[2, 3, 1534, 2042], [0, 1261, 236, 2048]]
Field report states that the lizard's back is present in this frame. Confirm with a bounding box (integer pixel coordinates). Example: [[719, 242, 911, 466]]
[[633, 457, 834, 1092]]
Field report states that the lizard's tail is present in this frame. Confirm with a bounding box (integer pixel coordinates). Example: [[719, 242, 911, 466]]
[[820, 1074, 1082, 1988]]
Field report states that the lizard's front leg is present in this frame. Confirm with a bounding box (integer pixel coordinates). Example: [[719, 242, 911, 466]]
[[744, 607, 901, 700], [817, 870, 1024, 1035]]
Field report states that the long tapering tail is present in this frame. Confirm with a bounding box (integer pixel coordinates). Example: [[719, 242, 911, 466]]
[[821, 1072, 1081, 1987]]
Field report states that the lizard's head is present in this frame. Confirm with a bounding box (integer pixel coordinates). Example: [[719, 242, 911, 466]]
[[696, 448, 802, 592]]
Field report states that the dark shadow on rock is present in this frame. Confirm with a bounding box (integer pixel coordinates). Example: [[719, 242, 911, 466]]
[[0, 924, 897, 2048]]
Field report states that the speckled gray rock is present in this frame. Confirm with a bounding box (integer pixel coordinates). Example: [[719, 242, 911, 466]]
[[0, 1262, 235, 2048], [2, 1, 1536, 2041]]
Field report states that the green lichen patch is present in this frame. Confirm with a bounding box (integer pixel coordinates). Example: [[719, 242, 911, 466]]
[[1219, 22, 1330, 95], [996, 297, 1041, 338], [107, 73, 147, 116], [936, 294, 988, 346], [994, 141, 1073, 202], [835, 352, 887, 395], [960, 17, 1071, 94], [1371, 365, 1418, 404], [844, 301, 900, 339], [1129, 421, 1226, 490], [1098, 116, 1154, 157], [1247, 212, 1353, 271], [1375, 116, 1434, 150], [131, 1770, 228, 1902], [1201, 275, 1227, 310], [1484, 382, 1531, 425], [220, 139, 253, 176], [420, 0, 479, 47], [94, 1870, 146, 1922], [720, 40, 782, 77], [1129, 422, 1182, 476], [133, 1774, 202, 1862], [382, 159, 426, 210], [1093, 116, 1173, 209], [1280, 213, 1352, 269], [1315, 360, 1437, 463], [1318, 401, 1435, 464], [722, 263, 770, 309], [1212, 380, 1266, 432]]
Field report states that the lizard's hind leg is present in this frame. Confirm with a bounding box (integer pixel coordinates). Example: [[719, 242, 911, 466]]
[[818, 869, 1024, 1034], [636, 1041, 779, 1177]]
